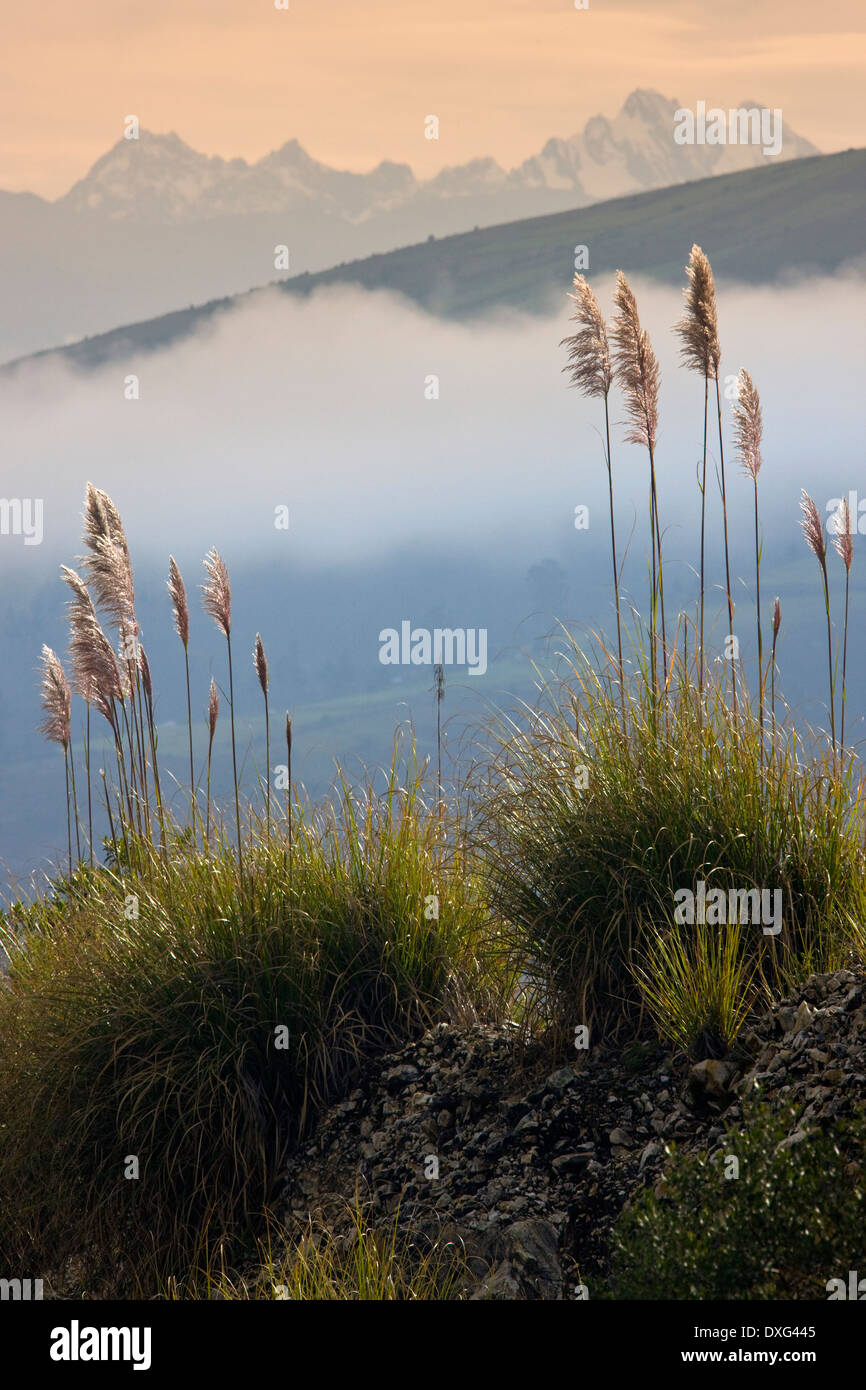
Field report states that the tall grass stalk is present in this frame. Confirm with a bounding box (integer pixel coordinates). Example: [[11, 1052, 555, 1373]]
[[203, 549, 244, 882], [561, 274, 624, 712], [285, 713, 293, 890], [675, 246, 722, 709], [801, 491, 836, 763], [168, 557, 197, 844], [733, 369, 764, 747], [770, 597, 781, 734], [255, 635, 271, 838], [832, 499, 853, 759], [714, 374, 737, 716], [38, 646, 74, 872], [612, 272, 664, 699], [84, 704, 93, 866], [206, 678, 219, 849], [435, 663, 445, 814]]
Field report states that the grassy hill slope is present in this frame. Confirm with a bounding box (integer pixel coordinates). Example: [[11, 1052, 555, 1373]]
[[9, 148, 864, 372]]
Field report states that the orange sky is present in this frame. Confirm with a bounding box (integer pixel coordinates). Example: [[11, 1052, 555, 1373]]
[[3, 0, 864, 197]]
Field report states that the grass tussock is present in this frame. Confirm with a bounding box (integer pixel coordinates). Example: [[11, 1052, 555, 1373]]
[[173, 1201, 472, 1301], [473, 633, 866, 1046], [0, 748, 499, 1294]]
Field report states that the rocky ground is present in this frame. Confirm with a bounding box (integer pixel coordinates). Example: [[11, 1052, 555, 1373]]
[[280, 969, 866, 1298]]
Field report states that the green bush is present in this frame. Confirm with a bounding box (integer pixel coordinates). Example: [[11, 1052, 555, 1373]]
[[610, 1101, 866, 1299], [0, 753, 499, 1294]]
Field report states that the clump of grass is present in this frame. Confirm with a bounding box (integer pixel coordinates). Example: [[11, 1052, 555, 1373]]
[[182, 1201, 472, 1301], [0, 745, 499, 1295], [472, 631, 866, 1043], [632, 920, 759, 1057]]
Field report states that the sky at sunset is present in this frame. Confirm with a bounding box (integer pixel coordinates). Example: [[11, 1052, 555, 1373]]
[[2, 0, 864, 198]]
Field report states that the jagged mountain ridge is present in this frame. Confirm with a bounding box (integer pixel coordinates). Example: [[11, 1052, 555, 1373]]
[[51, 90, 817, 224]]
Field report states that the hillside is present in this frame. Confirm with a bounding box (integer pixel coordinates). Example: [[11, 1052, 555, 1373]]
[[10, 148, 863, 374], [0, 89, 819, 362]]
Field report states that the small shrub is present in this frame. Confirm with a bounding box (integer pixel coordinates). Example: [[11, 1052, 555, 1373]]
[[610, 1101, 866, 1299]]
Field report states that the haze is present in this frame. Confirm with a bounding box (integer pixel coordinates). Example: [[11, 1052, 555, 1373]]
[[3, 0, 864, 197]]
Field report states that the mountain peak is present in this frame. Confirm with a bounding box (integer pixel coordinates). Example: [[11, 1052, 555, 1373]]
[[621, 88, 677, 120]]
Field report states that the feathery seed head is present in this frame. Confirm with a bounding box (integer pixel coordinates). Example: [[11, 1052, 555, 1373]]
[[733, 369, 763, 481], [38, 645, 71, 749], [560, 274, 612, 399], [674, 244, 721, 379], [62, 566, 123, 717], [772, 596, 782, 638], [167, 556, 190, 647], [202, 548, 232, 637], [800, 491, 827, 567], [832, 498, 854, 571], [254, 633, 269, 695], [286, 713, 292, 757], [611, 271, 660, 453], [80, 484, 137, 632]]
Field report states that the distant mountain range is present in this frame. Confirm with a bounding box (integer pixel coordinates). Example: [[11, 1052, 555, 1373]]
[[10, 148, 863, 375], [55, 89, 817, 224], [1, 90, 819, 362]]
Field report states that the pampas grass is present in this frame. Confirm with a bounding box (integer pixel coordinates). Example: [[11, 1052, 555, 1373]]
[[38, 645, 75, 871], [561, 273, 624, 710], [168, 556, 197, 843], [206, 677, 219, 848], [771, 597, 782, 731], [254, 633, 271, 837], [733, 368, 765, 742], [674, 246, 729, 705], [612, 271, 665, 695], [800, 490, 836, 760], [434, 663, 445, 813], [832, 498, 854, 757], [203, 548, 244, 881], [285, 712, 293, 889]]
